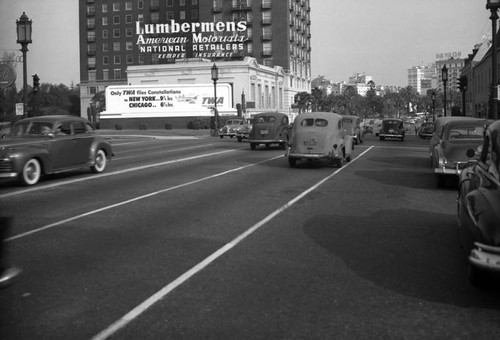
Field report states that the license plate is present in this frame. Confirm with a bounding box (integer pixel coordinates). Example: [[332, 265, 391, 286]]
[[260, 129, 269, 135]]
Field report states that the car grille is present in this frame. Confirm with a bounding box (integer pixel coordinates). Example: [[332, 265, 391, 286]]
[[0, 160, 13, 172]]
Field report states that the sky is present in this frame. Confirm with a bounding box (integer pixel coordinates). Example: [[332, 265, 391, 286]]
[[0, 0, 490, 88]]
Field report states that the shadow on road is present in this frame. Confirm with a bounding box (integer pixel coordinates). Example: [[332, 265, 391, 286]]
[[303, 208, 500, 310]]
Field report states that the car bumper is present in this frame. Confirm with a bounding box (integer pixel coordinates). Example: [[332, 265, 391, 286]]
[[0, 172, 18, 179], [248, 139, 286, 144], [380, 133, 404, 138], [469, 242, 500, 271], [434, 163, 467, 175]]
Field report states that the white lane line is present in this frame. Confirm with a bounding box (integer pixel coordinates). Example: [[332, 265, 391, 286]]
[[6, 154, 283, 241], [90, 146, 374, 340], [0, 149, 236, 200]]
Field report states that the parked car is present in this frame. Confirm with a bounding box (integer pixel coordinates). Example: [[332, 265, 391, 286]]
[[0, 122, 11, 138], [218, 117, 245, 139], [379, 118, 405, 141], [457, 119, 500, 286], [428, 116, 478, 166], [235, 117, 253, 142], [418, 122, 435, 139], [286, 112, 353, 168], [247, 112, 290, 150], [0, 115, 113, 186], [431, 118, 488, 187], [342, 115, 363, 144]]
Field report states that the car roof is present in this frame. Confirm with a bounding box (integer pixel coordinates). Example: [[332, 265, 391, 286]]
[[443, 118, 487, 129], [254, 112, 288, 118]]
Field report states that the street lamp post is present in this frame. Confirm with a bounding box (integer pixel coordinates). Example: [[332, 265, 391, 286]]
[[487, 0, 500, 120], [442, 65, 448, 117], [431, 90, 436, 121], [211, 63, 219, 136], [16, 12, 32, 118]]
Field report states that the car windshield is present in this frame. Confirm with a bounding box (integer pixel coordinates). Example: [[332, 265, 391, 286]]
[[448, 126, 485, 139], [9, 121, 53, 136]]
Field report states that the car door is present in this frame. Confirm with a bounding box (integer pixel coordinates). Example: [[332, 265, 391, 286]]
[[50, 121, 77, 170], [69, 120, 94, 166]]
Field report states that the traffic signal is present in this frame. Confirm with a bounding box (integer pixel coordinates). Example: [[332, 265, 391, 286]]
[[458, 75, 467, 93], [32, 74, 40, 93]]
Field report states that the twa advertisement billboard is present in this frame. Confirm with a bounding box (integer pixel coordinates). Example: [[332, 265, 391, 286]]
[[101, 84, 233, 118]]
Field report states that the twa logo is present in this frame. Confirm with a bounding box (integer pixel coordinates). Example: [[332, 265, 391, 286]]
[[202, 97, 224, 105]]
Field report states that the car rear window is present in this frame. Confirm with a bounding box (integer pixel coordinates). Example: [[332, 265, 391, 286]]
[[256, 116, 276, 123], [448, 126, 485, 139], [300, 118, 328, 127]]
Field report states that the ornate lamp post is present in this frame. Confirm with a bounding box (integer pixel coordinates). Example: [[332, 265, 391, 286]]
[[16, 12, 32, 118], [487, 0, 500, 120], [431, 90, 436, 121], [442, 65, 448, 117], [211, 63, 219, 135]]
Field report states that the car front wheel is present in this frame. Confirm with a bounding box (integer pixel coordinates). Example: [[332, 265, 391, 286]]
[[20, 158, 41, 186], [91, 149, 107, 173]]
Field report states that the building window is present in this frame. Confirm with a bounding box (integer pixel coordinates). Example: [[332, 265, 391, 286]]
[[103, 69, 109, 80], [180, 0, 186, 5], [113, 29, 120, 38], [113, 2, 120, 11], [263, 42, 272, 55], [192, 0, 198, 4], [126, 28, 133, 37], [246, 42, 252, 54], [87, 17, 95, 29], [87, 31, 96, 42], [88, 70, 96, 82], [151, 12, 159, 23], [126, 41, 133, 50], [87, 5, 95, 15], [125, 1, 132, 10], [180, 11, 186, 20], [114, 55, 121, 64], [88, 86, 97, 95], [151, 0, 159, 8], [113, 42, 120, 51], [139, 55, 145, 64], [102, 42, 109, 52], [114, 69, 121, 79], [126, 55, 134, 64], [138, 14, 144, 22], [262, 11, 271, 24], [102, 3, 108, 12], [102, 17, 108, 25], [102, 30, 108, 39], [167, 11, 174, 20], [125, 14, 132, 24], [88, 57, 96, 68], [103, 56, 109, 65], [113, 15, 120, 24], [138, 1, 143, 9], [167, 0, 173, 7]]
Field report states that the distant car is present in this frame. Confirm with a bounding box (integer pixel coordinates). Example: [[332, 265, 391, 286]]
[[286, 112, 353, 168], [457, 119, 500, 286], [418, 122, 435, 139], [0, 122, 11, 138], [235, 117, 253, 143], [247, 112, 290, 150], [0, 115, 113, 186], [431, 118, 489, 187], [342, 115, 363, 144], [379, 118, 405, 141], [218, 117, 245, 139]]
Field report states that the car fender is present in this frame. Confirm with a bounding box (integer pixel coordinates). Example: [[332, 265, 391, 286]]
[[7, 145, 51, 173], [90, 140, 113, 160], [466, 188, 500, 245]]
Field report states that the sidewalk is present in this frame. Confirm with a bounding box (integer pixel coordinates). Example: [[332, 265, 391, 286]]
[[97, 128, 212, 140]]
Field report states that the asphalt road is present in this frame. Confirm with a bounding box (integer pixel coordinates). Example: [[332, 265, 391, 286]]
[[1, 133, 499, 340]]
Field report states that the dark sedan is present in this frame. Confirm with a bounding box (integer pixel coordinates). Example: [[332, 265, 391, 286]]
[[418, 122, 435, 139], [379, 118, 405, 141], [457, 119, 500, 286], [0, 115, 113, 186]]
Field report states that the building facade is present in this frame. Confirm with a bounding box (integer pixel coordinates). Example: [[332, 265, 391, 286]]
[[407, 64, 436, 95], [79, 0, 311, 121]]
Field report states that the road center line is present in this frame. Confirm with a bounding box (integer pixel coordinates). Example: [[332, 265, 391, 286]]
[[6, 153, 282, 241], [90, 146, 374, 340]]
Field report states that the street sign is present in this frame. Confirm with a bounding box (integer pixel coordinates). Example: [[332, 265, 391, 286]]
[[16, 103, 24, 116]]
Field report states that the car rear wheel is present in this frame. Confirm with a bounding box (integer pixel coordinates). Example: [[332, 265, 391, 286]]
[[20, 158, 41, 186], [288, 157, 297, 168], [91, 149, 107, 173]]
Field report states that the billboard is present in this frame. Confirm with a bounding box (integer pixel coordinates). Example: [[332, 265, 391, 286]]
[[101, 84, 233, 118]]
